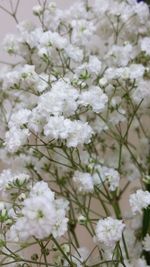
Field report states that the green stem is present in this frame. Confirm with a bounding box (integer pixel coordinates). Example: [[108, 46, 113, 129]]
[[52, 237, 74, 266]]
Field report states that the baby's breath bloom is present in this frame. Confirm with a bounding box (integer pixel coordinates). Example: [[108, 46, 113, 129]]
[[143, 234, 150, 252], [73, 171, 94, 193], [7, 181, 68, 241], [95, 217, 125, 247], [129, 190, 150, 214]]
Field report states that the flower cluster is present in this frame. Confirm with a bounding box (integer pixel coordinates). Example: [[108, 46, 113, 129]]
[[7, 181, 68, 241], [0, 0, 150, 266], [95, 217, 125, 256]]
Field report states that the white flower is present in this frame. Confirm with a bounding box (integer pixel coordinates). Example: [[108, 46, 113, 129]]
[[91, 117, 108, 134], [73, 247, 91, 267], [104, 67, 125, 80], [28, 108, 45, 133], [29, 181, 54, 201], [32, 5, 43, 15], [37, 73, 49, 92], [66, 120, 93, 147], [38, 79, 79, 116], [17, 20, 35, 33], [140, 37, 150, 55], [120, 258, 149, 267], [0, 170, 30, 207], [129, 190, 150, 214], [0, 202, 5, 211], [133, 258, 149, 267], [88, 56, 102, 75], [134, 1, 149, 23], [104, 64, 144, 81], [101, 167, 120, 191], [78, 86, 108, 113], [44, 116, 72, 140], [120, 228, 138, 259], [106, 43, 134, 67], [64, 246, 91, 267], [71, 19, 96, 45], [22, 196, 56, 238], [3, 65, 46, 93], [52, 198, 69, 238], [8, 109, 31, 128], [99, 77, 108, 87], [39, 30, 68, 50], [5, 127, 30, 153], [73, 171, 94, 193], [94, 0, 111, 14], [78, 215, 86, 224], [44, 116, 93, 147], [143, 234, 150, 252], [93, 165, 120, 192], [0, 170, 30, 190], [64, 44, 83, 62], [132, 80, 150, 106], [95, 217, 125, 247], [2, 34, 19, 55], [76, 56, 102, 76], [109, 109, 126, 126], [0, 169, 12, 191], [128, 64, 145, 80], [111, 96, 122, 107], [7, 181, 68, 241]]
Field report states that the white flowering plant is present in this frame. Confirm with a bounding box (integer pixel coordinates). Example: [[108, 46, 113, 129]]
[[0, 0, 150, 266]]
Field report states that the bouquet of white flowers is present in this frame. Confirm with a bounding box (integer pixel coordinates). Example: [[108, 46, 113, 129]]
[[0, 0, 150, 266]]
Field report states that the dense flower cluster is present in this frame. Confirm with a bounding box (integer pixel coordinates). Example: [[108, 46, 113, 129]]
[[0, 0, 150, 266], [129, 190, 150, 214], [7, 181, 69, 241], [95, 217, 125, 247]]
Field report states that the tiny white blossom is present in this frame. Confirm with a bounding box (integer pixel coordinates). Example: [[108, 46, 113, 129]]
[[44, 116, 93, 147], [78, 86, 108, 113], [143, 234, 150, 252], [95, 217, 125, 247], [93, 165, 120, 192], [64, 44, 83, 62], [101, 167, 120, 191], [88, 56, 102, 75], [7, 181, 68, 241], [32, 5, 43, 15], [106, 43, 134, 67], [38, 79, 79, 116], [73, 247, 91, 267], [73, 171, 94, 193], [5, 127, 30, 153], [8, 109, 31, 128], [29, 181, 54, 201], [129, 190, 150, 214], [39, 30, 68, 50], [2, 34, 19, 55], [132, 80, 150, 106], [141, 37, 150, 55]]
